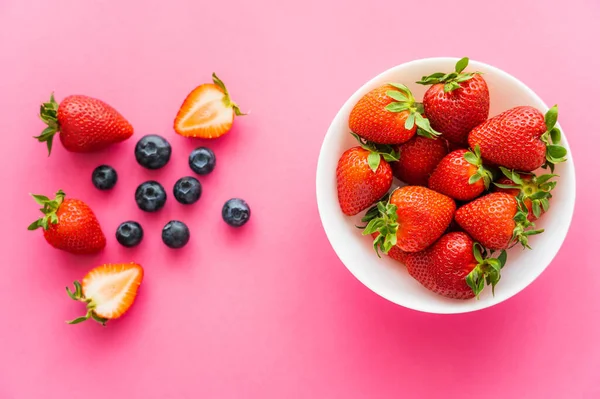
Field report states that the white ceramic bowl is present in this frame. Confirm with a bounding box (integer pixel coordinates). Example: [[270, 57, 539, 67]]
[[316, 57, 576, 314]]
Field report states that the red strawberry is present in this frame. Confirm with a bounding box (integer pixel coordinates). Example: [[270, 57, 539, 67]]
[[428, 146, 492, 201], [66, 263, 144, 326], [455, 192, 543, 250], [417, 57, 489, 145], [28, 190, 106, 254], [364, 186, 455, 253], [493, 167, 557, 221], [174, 73, 244, 139], [468, 105, 567, 172], [36, 93, 133, 155], [405, 232, 506, 299], [336, 135, 398, 216], [349, 83, 439, 144], [392, 135, 448, 186]]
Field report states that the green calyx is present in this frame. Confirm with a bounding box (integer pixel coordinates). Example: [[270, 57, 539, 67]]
[[66, 281, 108, 326], [464, 145, 493, 189], [27, 189, 66, 231], [351, 133, 399, 172], [359, 195, 399, 257], [384, 83, 440, 139], [540, 105, 567, 172], [212, 73, 246, 116], [494, 167, 557, 219], [466, 243, 507, 298], [34, 93, 60, 156], [511, 200, 544, 249], [416, 57, 481, 93]]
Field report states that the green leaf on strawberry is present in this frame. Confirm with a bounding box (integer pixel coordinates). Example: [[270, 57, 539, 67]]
[[416, 57, 482, 92], [384, 83, 441, 139], [463, 145, 493, 189], [466, 243, 507, 297], [28, 189, 65, 231]]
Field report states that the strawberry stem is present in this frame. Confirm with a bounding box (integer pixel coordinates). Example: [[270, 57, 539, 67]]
[[27, 190, 65, 231], [350, 133, 400, 172], [466, 243, 507, 298], [416, 57, 482, 93], [34, 93, 60, 156], [212, 73, 246, 116], [464, 145, 493, 189], [361, 194, 400, 257], [66, 281, 108, 326], [540, 105, 567, 172], [384, 84, 440, 139]]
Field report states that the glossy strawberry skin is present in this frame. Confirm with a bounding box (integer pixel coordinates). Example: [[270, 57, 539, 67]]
[[429, 232, 478, 299], [468, 106, 547, 172], [392, 136, 448, 186], [454, 192, 517, 250], [336, 147, 393, 216], [428, 149, 485, 201], [57, 95, 133, 152], [403, 233, 476, 300], [349, 85, 417, 144], [44, 199, 106, 254], [423, 74, 489, 145], [391, 186, 455, 252]]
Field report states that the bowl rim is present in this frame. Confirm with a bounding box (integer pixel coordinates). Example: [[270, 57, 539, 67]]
[[316, 57, 576, 314]]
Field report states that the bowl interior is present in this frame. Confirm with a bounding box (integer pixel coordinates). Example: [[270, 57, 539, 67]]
[[316, 58, 575, 314]]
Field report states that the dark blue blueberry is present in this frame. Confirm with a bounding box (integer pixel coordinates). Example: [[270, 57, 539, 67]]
[[173, 176, 202, 205], [115, 221, 144, 247], [92, 165, 118, 190], [135, 181, 167, 212], [189, 147, 216, 175], [162, 220, 190, 249], [135, 135, 172, 169], [222, 198, 251, 227]]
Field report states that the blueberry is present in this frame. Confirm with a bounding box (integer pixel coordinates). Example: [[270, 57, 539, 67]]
[[173, 176, 202, 205], [189, 147, 216, 175], [162, 220, 190, 249], [92, 165, 118, 190], [135, 135, 172, 169], [222, 198, 251, 227], [135, 181, 167, 212], [116, 221, 144, 247]]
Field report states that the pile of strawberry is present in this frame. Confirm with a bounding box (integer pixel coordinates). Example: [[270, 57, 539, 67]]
[[28, 74, 247, 326], [336, 58, 567, 299]]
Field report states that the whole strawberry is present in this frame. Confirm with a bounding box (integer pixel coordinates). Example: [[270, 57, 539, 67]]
[[455, 192, 542, 250], [494, 167, 557, 221], [428, 146, 492, 201], [363, 186, 455, 253], [468, 105, 566, 172], [28, 190, 106, 254], [336, 134, 398, 216], [35, 93, 133, 155], [392, 135, 448, 186], [411, 232, 507, 299], [417, 57, 489, 145], [349, 83, 439, 144]]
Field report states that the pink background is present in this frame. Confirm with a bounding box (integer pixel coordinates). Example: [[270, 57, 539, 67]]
[[1, 0, 598, 397]]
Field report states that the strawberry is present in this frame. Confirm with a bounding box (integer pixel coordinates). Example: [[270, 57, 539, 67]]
[[392, 135, 448, 186], [493, 167, 557, 221], [405, 232, 507, 299], [174, 73, 244, 139], [468, 105, 567, 172], [36, 93, 133, 155], [363, 186, 455, 253], [349, 83, 439, 144], [428, 146, 493, 201], [455, 192, 543, 250], [28, 190, 106, 254], [336, 134, 398, 216], [417, 57, 489, 145], [66, 263, 144, 326]]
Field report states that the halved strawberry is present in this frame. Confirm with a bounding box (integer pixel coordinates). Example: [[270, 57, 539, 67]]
[[66, 263, 144, 326], [174, 73, 244, 139]]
